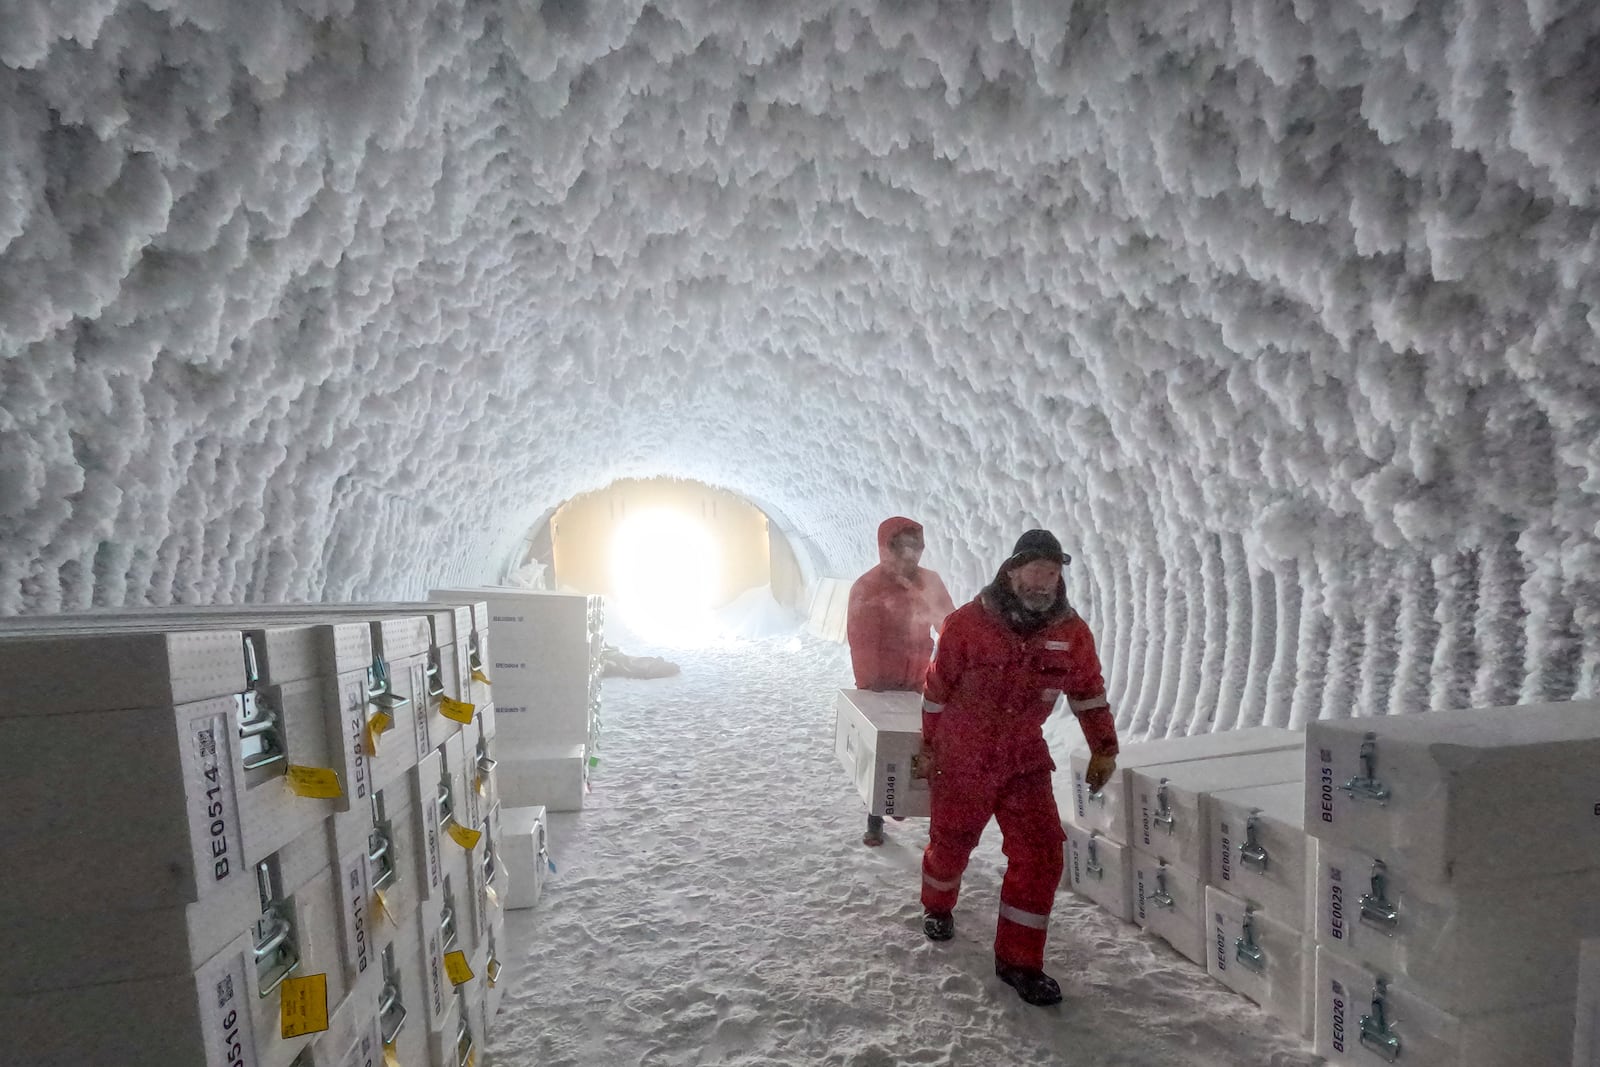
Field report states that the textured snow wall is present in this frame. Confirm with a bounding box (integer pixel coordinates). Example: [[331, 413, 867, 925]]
[[3, 2, 1600, 731]]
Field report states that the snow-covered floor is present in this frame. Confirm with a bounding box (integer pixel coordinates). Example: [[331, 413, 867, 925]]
[[491, 630, 1321, 1066]]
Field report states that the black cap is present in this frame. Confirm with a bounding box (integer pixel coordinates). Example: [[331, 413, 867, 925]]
[[1008, 529, 1071, 567]]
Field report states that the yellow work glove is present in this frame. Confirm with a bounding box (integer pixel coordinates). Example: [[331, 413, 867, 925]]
[[912, 742, 936, 780], [1085, 752, 1117, 794]]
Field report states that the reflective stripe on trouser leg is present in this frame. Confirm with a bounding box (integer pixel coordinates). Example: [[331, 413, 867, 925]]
[[922, 771, 993, 915], [992, 768, 1067, 970]]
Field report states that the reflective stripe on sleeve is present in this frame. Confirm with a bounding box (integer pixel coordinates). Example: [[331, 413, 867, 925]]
[[1068, 694, 1109, 713], [998, 903, 1050, 930]]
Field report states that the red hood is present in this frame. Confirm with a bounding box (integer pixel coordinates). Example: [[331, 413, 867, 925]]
[[877, 516, 923, 567]]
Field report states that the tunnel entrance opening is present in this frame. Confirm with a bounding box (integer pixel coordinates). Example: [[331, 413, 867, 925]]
[[511, 477, 806, 647]]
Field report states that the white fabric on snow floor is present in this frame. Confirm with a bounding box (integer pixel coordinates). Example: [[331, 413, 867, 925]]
[[492, 632, 1318, 1066]]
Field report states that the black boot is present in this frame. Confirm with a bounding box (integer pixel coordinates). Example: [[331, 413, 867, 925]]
[[995, 962, 1062, 1006], [923, 910, 954, 941]]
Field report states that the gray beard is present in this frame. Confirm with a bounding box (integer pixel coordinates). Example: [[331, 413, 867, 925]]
[[1018, 591, 1056, 612]]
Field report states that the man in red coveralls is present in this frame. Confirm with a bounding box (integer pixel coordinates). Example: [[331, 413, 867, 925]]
[[915, 529, 1118, 1006], [846, 516, 957, 846]]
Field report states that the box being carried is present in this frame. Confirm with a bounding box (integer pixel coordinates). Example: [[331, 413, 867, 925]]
[[834, 690, 928, 819]]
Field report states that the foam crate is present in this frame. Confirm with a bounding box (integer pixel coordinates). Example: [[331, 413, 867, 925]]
[[502, 804, 551, 910], [1307, 700, 1600, 886], [1576, 939, 1600, 1067], [497, 743, 588, 812], [1062, 820, 1134, 922], [834, 688, 928, 819], [1061, 725, 1303, 844], [1132, 847, 1206, 965], [0, 627, 246, 716], [329, 780, 423, 928], [1208, 780, 1314, 929], [1313, 944, 1575, 1066], [1315, 838, 1600, 1013], [4, 694, 257, 915], [1206, 885, 1310, 1037], [0, 931, 263, 1067], [1127, 748, 1304, 879]]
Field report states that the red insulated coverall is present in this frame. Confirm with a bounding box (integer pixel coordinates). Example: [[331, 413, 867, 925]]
[[919, 593, 1118, 970], [846, 517, 956, 692]]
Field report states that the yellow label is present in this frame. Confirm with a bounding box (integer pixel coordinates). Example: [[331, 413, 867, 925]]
[[446, 820, 483, 851], [471, 668, 492, 685], [475, 774, 486, 798], [467, 1052, 477, 1067], [443, 949, 474, 985], [284, 765, 343, 799], [440, 696, 476, 724], [372, 710, 394, 735], [279, 972, 329, 1038], [373, 887, 394, 927], [384, 1042, 401, 1067], [487, 957, 500, 988]]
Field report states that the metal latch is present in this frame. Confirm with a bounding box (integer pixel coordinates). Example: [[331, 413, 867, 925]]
[[1085, 832, 1104, 880], [237, 635, 286, 771], [253, 859, 300, 996], [425, 647, 446, 699], [467, 630, 485, 673], [1359, 978, 1402, 1062], [366, 656, 410, 711], [1235, 906, 1266, 973], [1341, 732, 1391, 805], [1152, 779, 1175, 833], [368, 789, 396, 891], [477, 733, 497, 779], [378, 942, 407, 1044], [1238, 811, 1269, 873], [453, 998, 474, 1067], [1150, 861, 1175, 910], [440, 877, 459, 951], [1360, 860, 1400, 933]]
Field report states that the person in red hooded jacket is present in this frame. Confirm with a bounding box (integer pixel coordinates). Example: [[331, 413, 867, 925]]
[[914, 529, 1118, 1007], [846, 516, 957, 846]]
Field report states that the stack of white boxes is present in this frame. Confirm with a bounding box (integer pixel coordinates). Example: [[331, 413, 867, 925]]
[[0, 602, 520, 1067], [428, 588, 603, 813], [1305, 702, 1600, 1066], [1055, 725, 1321, 1036]]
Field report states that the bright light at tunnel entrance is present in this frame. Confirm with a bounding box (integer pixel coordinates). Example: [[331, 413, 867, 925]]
[[609, 508, 722, 646]]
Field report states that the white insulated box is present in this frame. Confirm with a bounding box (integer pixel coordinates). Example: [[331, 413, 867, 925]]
[[309, 954, 384, 1067], [1205, 885, 1309, 1037], [1132, 847, 1206, 965], [1062, 725, 1304, 843], [834, 688, 929, 819], [3, 694, 254, 914], [1127, 747, 1305, 878], [0, 627, 246, 715], [0, 863, 257, 995], [0, 930, 263, 1067], [1576, 939, 1600, 1067], [1307, 700, 1600, 886], [1314, 838, 1600, 1013], [416, 876, 471, 1035], [1062, 821, 1134, 922], [502, 804, 551, 910], [1208, 780, 1315, 929], [1313, 944, 1576, 1067], [408, 749, 447, 903], [497, 742, 588, 812]]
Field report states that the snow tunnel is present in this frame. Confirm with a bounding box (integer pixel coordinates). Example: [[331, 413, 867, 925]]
[[4, 3, 1600, 1065]]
